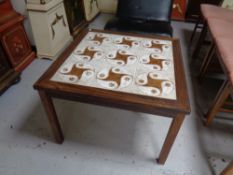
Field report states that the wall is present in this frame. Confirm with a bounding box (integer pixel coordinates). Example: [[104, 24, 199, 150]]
[[10, 0, 35, 45]]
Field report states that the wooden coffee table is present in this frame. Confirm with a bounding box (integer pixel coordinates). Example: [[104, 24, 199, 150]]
[[34, 29, 190, 164]]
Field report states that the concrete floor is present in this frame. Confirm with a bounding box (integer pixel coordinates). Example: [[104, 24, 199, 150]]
[[0, 14, 232, 175]]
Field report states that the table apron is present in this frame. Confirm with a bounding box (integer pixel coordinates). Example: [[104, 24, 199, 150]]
[[45, 90, 187, 118]]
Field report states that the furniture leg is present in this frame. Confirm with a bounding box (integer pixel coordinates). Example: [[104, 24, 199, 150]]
[[192, 22, 207, 59], [198, 43, 215, 81], [221, 161, 233, 175], [38, 90, 64, 144], [157, 113, 185, 164], [205, 81, 231, 126], [189, 16, 202, 44]]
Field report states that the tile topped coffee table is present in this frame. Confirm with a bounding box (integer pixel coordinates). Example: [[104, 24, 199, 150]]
[[34, 29, 190, 164]]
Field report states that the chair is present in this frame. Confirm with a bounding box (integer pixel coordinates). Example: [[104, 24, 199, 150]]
[[200, 37, 233, 126], [190, 4, 229, 43], [104, 0, 173, 37], [198, 19, 233, 79], [191, 4, 233, 59]]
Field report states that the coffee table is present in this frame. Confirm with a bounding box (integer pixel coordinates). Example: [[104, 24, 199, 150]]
[[34, 29, 190, 164]]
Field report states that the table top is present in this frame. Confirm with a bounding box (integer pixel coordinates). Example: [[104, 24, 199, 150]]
[[34, 29, 190, 116]]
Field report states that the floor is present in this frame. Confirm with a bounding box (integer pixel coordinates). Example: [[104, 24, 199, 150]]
[[0, 14, 232, 175]]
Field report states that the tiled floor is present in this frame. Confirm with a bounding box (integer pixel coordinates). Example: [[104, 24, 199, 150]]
[[0, 14, 232, 175]]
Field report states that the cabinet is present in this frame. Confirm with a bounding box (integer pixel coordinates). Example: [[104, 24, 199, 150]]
[[63, 0, 87, 36], [97, 0, 118, 13], [27, 0, 73, 60], [0, 42, 20, 95], [83, 0, 100, 21], [172, 0, 187, 20], [0, 0, 35, 72]]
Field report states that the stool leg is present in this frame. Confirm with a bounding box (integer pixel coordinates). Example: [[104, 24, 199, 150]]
[[198, 43, 215, 81], [192, 22, 208, 59], [190, 16, 202, 44], [205, 81, 231, 126], [220, 161, 233, 175]]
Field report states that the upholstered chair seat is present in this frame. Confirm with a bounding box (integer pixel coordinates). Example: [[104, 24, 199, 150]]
[[215, 37, 233, 84], [201, 4, 233, 22], [207, 18, 233, 40]]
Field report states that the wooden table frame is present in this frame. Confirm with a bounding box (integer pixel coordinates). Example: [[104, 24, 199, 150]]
[[34, 29, 190, 165]]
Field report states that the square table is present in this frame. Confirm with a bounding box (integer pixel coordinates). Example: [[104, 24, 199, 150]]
[[34, 29, 190, 164]]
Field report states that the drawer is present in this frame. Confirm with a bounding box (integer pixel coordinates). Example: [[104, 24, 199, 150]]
[[47, 3, 70, 49], [1, 25, 31, 67]]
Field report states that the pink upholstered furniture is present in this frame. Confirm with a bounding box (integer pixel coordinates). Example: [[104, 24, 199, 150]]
[[207, 19, 233, 40], [200, 37, 233, 126], [191, 4, 233, 58], [193, 6, 233, 170], [198, 20, 233, 79], [201, 4, 233, 21]]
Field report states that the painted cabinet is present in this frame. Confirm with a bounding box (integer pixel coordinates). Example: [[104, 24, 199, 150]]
[[27, 0, 72, 60], [0, 0, 35, 72], [0, 43, 20, 95], [97, 0, 118, 13], [83, 0, 100, 21], [172, 0, 187, 20]]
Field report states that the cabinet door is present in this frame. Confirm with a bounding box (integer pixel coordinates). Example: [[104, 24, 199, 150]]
[[83, 0, 100, 21], [48, 3, 71, 48], [1, 25, 31, 68], [0, 43, 10, 77]]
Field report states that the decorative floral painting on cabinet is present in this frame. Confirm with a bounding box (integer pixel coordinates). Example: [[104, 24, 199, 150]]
[[83, 0, 100, 21], [171, 0, 186, 21]]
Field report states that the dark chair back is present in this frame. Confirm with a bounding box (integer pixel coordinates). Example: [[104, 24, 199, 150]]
[[116, 0, 173, 22]]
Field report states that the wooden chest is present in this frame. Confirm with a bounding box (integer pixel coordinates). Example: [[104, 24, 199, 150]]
[[0, 0, 35, 72]]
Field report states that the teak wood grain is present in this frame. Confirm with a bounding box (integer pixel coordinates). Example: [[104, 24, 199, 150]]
[[34, 29, 191, 165]]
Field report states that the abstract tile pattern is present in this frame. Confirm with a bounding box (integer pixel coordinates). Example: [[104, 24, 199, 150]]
[[51, 31, 177, 100]]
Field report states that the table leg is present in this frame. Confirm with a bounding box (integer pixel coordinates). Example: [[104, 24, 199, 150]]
[[38, 90, 64, 144], [192, 22, 207, 59], [157, 113, 185, 164]]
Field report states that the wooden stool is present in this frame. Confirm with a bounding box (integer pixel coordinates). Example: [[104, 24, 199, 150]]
[[198, 19, 233, 79], [192, 4, 233, 59], [202, 38, 233, 126]]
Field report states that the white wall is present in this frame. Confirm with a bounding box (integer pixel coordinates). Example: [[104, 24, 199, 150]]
[[10, 0, 35, 45]]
